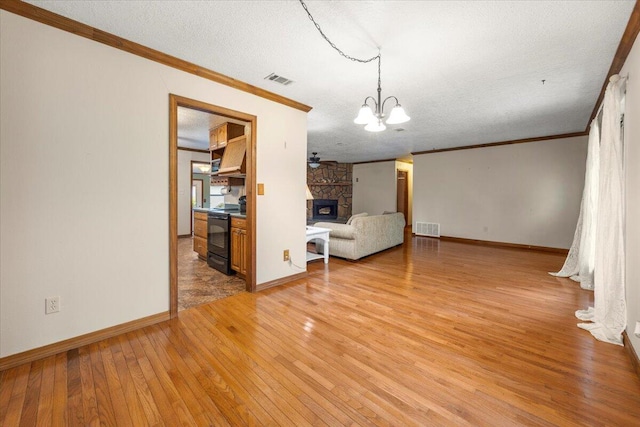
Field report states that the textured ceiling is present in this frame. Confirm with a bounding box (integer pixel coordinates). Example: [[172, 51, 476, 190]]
[[177, 107, 247, 151], [26, 0, 635, 163]]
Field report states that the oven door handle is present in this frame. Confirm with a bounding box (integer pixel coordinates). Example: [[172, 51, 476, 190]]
[[208, 213, 229, 220]]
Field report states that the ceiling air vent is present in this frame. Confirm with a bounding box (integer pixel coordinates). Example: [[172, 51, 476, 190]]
[[264, 73, 294, 86]]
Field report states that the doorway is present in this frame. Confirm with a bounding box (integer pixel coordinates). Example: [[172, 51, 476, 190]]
[[192, 179, 203, 208], [396, 169, 409, 223], [191, 176, 203, 237], [190, 160, 210, 235], [169, 94, 257, 318]]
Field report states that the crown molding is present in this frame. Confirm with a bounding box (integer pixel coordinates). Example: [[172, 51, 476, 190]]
[[411, 131, 588, 156], [585, 0, 640, 130]]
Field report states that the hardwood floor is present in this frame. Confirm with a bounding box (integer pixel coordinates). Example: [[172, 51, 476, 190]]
[[178, 236, 245, 311], [2, 236, 640, 426]]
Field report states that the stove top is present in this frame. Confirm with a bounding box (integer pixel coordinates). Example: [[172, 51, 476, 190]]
[[210, 207, 240, 212], [210, 203, 240, 212]]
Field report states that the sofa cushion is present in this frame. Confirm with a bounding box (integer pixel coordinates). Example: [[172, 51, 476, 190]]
[[346, 212, 368, 225], [314, 223, 356, 240]]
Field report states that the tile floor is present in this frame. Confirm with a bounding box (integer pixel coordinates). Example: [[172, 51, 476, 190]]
[[178, 237, 246, 311]]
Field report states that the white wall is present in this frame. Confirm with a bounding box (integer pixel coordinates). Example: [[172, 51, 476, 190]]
[[621, 34, 640, 355], [413, 136, 587, 249], [0, 11, 307, 357], [178, 150, 210, 236], [352, 161, 413, 224], [352, 162, 397, 215]]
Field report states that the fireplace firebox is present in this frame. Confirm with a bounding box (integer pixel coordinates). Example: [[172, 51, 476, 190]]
[[312, 199, 338, 220]]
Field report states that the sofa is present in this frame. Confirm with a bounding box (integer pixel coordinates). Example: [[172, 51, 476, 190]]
[[314, 212, 405, 260]]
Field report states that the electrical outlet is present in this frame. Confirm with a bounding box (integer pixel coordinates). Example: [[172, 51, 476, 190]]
[[45, 296, 60, 314], [283, 249, 290, 262]]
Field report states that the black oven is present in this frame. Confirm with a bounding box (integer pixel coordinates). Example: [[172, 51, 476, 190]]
[[207, 211, 232, 275]]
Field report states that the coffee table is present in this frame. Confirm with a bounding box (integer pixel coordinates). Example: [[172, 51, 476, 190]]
[[306, 226, 330, 264]]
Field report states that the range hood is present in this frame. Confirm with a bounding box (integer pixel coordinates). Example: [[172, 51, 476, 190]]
[[214, 135, 246, 177]]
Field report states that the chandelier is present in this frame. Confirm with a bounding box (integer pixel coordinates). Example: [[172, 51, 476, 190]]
[[353, 56, 410, 132], [299, 0, 409, 132]]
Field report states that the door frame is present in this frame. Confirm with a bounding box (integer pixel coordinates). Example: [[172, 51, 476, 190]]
[[169, 94, 257, 318]]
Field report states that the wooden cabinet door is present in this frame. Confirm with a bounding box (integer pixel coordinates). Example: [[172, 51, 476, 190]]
[[239, 229, 248, 276], [231, 217, 248, 275], [209, 128, 218, 150], [231, 228, 242, 272], [217, 126, 228, 148]]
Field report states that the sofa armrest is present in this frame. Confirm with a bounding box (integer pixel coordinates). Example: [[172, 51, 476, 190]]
[[312, 222, 356, 240]]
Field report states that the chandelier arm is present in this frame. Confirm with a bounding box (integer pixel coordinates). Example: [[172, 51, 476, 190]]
[[381, 96, 400, 114], [363, 96, 378, 109], [298, 0, 380, 64]]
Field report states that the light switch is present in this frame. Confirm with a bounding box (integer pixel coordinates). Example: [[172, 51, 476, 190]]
[[257, 183, 264, 195]]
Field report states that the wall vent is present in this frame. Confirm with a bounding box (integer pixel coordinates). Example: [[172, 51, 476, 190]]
[[264, 73, 294, 86], [415, 222, 440, 237]]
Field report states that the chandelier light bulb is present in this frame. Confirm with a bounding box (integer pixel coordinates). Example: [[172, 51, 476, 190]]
[[354, 104, 375, 124], [386, 104, 411, 125], [364, 117, 386, 132]]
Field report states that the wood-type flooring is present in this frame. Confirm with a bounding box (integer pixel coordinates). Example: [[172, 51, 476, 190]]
[[2, 236, 640, 426]]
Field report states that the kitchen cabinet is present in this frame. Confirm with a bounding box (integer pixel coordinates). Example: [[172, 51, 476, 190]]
[[209, 122, 245, 150], [210, 122, 247, 181], [210, 176, 244, 187], [231, 216, 248, 276], [193, 211, 208, 260], [215, 135, 247, 177]]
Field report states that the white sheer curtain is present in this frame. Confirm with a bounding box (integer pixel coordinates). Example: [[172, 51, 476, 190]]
[[552, 74, 626, 345], [576, 75, 627, 345], [550, 119, 600, 290]]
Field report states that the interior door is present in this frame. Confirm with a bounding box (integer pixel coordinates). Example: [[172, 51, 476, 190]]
[[192, 179, 203, 208], [396, 170, 408, 222]]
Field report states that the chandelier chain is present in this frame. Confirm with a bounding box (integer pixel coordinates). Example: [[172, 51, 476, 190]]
[[299, 0, 409, 131], [298, 0, 381, 68]]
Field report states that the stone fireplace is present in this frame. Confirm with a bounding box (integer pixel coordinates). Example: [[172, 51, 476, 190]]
[[307, 163, 352, 223]]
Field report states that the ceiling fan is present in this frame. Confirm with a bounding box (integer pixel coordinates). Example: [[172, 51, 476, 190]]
[[308, 152, 338, 168], [308, 152, 321, 168]]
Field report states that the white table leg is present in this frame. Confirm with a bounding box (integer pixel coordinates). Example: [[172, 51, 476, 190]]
[[324, 239, 329, 264]]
